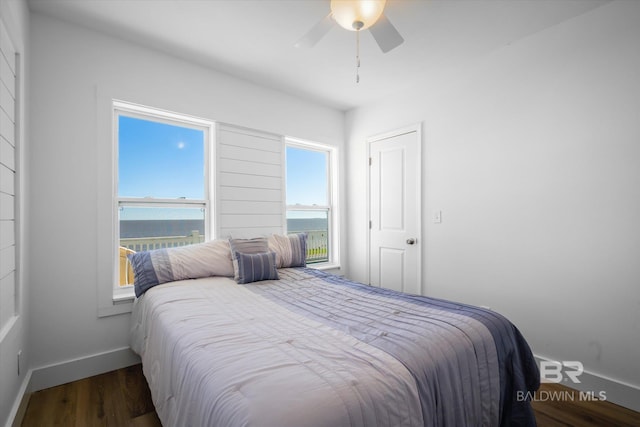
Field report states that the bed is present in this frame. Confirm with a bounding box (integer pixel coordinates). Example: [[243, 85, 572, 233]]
[[130, 238, 539, 427]]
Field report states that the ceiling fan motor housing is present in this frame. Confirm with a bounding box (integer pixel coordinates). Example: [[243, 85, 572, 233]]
[[330, 0, 387, 31]]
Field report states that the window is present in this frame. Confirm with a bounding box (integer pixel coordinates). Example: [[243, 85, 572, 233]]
[[286, 139, 338, 266], [114, 102, 213, 292]]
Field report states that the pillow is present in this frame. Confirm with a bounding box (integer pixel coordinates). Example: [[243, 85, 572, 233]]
[[234, 251, 279, 284], [268, 233, 308, 268], [229, 237, 269, 280], [128, 239, 234, 297]]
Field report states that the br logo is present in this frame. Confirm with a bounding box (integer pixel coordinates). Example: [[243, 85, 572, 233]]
[[540, 361, 584, 383]]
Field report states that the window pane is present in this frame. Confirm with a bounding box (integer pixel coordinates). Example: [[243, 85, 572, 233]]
[[118, 206, 205, 286], [287, 210, 328, 264], [286, 146, 327, 206], [118, 115, 205, 199]]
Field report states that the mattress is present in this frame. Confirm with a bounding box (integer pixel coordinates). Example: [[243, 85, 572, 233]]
[[130, 267, 539, 427]]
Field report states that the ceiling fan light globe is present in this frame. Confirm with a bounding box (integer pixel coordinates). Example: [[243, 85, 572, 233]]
[[330, 0, 386, 31]]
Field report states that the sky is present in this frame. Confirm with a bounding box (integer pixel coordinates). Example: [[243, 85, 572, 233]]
[[119, 116, 328, 221], [118, 115, 205, 199], [285, 146, 327, 206], [286, 145, 328, 220]]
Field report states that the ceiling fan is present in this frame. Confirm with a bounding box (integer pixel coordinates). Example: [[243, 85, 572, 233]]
[[295, 0, 404, 54]]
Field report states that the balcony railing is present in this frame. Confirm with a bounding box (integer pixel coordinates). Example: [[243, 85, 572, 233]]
[[301, 230, 329, 264], [119, 230, 329, 286], [120, 230, 204, 252]]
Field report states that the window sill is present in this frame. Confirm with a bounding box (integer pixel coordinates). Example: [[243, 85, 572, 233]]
[[113, 291, 135, 303], [98, 288, 135, 318], [308, 262, 341, 272]]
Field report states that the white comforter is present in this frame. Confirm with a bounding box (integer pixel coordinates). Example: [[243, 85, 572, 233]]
[[131, 276, 424, 427]]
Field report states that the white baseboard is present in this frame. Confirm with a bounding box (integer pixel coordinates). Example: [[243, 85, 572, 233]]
[[5, 369, 31, 427], [534, 355, 640, 413], [6, 347, 141, 427], [28, 346, 141, 392]]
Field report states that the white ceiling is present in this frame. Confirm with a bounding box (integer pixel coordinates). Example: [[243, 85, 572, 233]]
[[27, 0, 608, 111]]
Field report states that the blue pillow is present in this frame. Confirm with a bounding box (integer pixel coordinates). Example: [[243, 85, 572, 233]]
[[234, 251, 279, 284]]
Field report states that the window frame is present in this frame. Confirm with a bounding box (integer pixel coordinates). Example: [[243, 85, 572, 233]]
[[285, 138, 339, 269], [112, 101, 215, 299]]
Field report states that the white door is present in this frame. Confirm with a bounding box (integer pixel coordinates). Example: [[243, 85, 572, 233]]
[[369, 127, 421, 294]]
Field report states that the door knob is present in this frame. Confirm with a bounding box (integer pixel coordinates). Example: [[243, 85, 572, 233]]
[[406, 238, 416, 245]]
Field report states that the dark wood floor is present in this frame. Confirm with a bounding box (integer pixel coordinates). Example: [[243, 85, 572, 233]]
[[21, 364, 161, 427], [20, 364, 640, 426], [531, 383, 640, 427]]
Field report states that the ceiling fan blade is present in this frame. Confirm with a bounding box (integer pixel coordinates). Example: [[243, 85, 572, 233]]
[[369, 13, 404, 53], [295, 13, 334, 48]]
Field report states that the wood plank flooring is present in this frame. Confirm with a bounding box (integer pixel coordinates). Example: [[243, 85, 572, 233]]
[[531, 383, 640, 427], [20, 364, 640, 426], [21, 364, 161, 427]]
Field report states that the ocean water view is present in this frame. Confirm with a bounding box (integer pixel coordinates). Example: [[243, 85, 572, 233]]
[[120, 218, 328, 238], [120, 219, 204, 238], [286, 218, 328, 234]]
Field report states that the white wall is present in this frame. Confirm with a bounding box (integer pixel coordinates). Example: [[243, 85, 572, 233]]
[[0, 0, 28, 424], [345, 0, 639, 409], [28, 11, 344, 384]]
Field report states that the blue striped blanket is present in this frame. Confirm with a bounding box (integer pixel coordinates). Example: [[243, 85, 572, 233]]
[[246, 268, 540, 426]]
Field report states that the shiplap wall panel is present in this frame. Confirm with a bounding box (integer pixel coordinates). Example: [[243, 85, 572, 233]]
[[0, 192, 13, 220], [217, 125, 284, 238], [0, 108, 13, 145], [0, 246, 14, 278], [0, 56, 14, 97], [218, 158, 281, 178], [0, 20, 16, 330], [0, 163, 14, 194], [219, 172, 281, 190], [219, 201, 282, 215], [0, 22, 15, 76], [0, 219, 14, 247], [0, 272, 15, 327], [220, 214, 282, 229], [219, 144, 281, 165], [218, 186, 281, 203], [0, 81, 13, 122], [219, 128, 281, 152], [225, 226, 282, 239], [0, 138, 14, 170]]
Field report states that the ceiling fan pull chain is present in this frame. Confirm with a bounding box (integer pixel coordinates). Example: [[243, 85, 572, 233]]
[[356, 28, 361, 83]]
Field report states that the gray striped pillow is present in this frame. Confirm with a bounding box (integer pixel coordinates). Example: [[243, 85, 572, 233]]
[[268, 233, 307, 268], [229, 237, 269, 281], [128, 239, 235, 297], [234, 251, 279, 284]]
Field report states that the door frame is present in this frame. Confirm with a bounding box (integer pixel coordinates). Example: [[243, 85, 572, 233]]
[[366, 123, 422, 290]]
